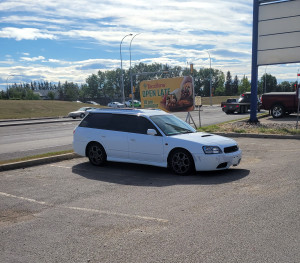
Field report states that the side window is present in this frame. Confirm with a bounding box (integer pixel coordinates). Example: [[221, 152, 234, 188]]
[[79, 113, 111, 129], [109, 114, 132, 132], [130, 116, 161, 135]]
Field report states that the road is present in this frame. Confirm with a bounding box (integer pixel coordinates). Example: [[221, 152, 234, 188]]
[[0, 106, 260, 161], [0, 137, 299, 263]]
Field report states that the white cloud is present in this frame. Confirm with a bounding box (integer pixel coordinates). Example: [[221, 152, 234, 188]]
[[20, 56, 45, 62], [0, 27, 56, 41]]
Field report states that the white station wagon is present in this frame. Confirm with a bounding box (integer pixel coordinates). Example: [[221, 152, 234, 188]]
[[73, 108, 242, 175]]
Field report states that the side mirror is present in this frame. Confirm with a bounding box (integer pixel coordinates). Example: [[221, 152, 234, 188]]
[[147, 129, 157, 136]]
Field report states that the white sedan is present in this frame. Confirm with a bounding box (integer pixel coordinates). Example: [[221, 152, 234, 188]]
[[67, 107, 95, 119], [107, 102, 125, 108]]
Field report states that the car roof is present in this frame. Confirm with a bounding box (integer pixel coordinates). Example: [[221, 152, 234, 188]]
[[89, 108, 169, 117]]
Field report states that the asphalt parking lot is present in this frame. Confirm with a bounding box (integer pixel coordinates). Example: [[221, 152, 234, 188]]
[[0, 137, 299, 263]]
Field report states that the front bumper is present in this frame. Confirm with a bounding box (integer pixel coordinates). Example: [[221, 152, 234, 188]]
[[193, 150, 242, 171]]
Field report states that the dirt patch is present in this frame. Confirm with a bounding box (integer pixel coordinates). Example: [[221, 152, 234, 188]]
[[0, 209, 35, 226]]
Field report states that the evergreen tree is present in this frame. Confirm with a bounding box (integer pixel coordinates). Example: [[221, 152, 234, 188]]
[[225, 71, 232, 95], [232, 75, 239, 95]]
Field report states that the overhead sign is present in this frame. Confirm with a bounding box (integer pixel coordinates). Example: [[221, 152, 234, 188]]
[[139, 76, 194, 112], [258, 0, 300, 66]]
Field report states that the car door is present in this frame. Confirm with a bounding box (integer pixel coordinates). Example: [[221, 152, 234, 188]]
[[80, 113, 129, 160], [127, 116, 164, 164], [103, 114, 130, 160]]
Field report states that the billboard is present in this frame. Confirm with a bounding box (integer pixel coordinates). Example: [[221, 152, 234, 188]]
[[139, 76, 194, 112], [258, 0, 300, 65]]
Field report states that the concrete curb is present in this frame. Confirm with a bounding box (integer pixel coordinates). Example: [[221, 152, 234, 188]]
[[0, 118, 79, 127], [0, 153, 81, 172], [215, 132, 300, 140]]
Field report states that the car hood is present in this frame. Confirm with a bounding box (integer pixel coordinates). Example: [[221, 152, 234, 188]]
[[169, 132, 237, 147]]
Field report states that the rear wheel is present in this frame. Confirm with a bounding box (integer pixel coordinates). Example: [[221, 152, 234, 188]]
[[169, 149, 194, 175], [87, 143, 107, 166], [80, 113, 85, 118], [271, 104, 284, 118]]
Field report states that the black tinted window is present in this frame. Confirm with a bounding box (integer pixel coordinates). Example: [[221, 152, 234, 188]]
[[130, 116, 158, 134], [79, 113, 111, 129], [79, 113, 160, 135], [109, 114, 131, 132]]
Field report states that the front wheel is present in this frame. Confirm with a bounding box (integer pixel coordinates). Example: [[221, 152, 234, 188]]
[[169, 149, 194, 175], [87, 143, 107, 166], [271, 104, 284, 118]]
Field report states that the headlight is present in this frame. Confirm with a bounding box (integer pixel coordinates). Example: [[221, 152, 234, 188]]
[[202, 146, 222, 154]]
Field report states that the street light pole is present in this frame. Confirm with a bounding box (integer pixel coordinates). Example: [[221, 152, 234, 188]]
[[129, 33, 141, 108], [120, 33, 132, 104]]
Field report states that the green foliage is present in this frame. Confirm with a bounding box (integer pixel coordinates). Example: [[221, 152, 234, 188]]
[[2, 63, 297, 102], [238, 75, 251, 94]]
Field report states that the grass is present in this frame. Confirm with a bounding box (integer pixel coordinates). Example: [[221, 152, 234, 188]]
[[0, 97, 234, 119], [197, 118, 300, 136], [0, 100, 103, 119], [0, 150, 74, 165]]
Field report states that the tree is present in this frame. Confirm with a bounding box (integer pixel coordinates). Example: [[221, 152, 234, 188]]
[[238, 75, 251, 94], [62, 81, 79, 101], [225, 71, 232, 95], [86, 74, 99, 98], [47, 91, 55, 100], [259, 73, 277, 93], [232, 75, 239, 95]]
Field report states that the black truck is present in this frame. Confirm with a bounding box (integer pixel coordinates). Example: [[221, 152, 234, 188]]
[[221, 92, 261, 114]]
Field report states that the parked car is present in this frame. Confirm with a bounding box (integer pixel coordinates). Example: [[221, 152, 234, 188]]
[[73, 108, 242, 175], [86, 101, 100, 105], [107, 102, 125, 108], [125, 100, 141, 107], [261, 88, 300, 118], [68, 107, 95, 119]]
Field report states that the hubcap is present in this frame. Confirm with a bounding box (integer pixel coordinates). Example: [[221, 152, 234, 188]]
[[172, 152, 190, 174], [273, 106, 282, 117], [89, 145, 103, 165]]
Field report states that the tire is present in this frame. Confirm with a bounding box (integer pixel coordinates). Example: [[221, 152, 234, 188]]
[[80, 113, 85, 118], [72, 116, 76, 119], [87, 143, 107, 166], [271, 104, 284, 118], [169, 149, 194, 175], [239, 106, 243, 114]]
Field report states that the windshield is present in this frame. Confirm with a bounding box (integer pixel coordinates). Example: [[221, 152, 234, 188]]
[[150, 114, 196, 136]]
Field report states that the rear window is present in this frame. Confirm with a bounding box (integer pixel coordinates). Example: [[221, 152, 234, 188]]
[[79, 113, 111, 129]]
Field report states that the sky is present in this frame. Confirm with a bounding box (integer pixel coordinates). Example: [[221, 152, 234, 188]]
[[1, 0, 300, 91]]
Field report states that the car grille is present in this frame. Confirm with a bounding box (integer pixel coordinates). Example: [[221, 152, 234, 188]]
[[224, 145, 239, 153]]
